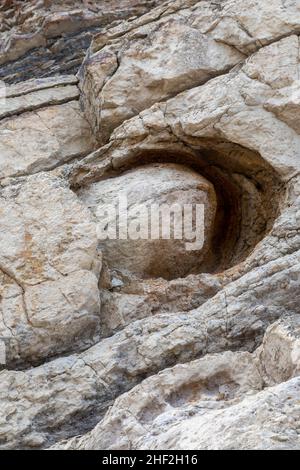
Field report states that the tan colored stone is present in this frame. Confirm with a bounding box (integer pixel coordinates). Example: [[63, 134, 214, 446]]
[[0, 101, 95, 179], [1, 0, 300, 453], [0, 173, 101, 366], [80, 0, 300, 143], [78, 163, 217, 280]]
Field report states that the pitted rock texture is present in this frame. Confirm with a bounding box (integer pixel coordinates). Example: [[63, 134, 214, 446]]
[[1, 0, 300, 452]]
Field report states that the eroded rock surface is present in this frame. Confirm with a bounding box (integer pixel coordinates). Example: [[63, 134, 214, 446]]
[[0, 75, 96, 179], [0, 0, 300, 451], [0, 173, 101, 368], [78, 0, 300, 143], [78, 163, 217, 280], [0, 0, 166, 83], [50, 316, 300, 450]]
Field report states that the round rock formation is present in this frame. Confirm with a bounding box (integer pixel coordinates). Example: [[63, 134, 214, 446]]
[[78, 163, 217, 280]]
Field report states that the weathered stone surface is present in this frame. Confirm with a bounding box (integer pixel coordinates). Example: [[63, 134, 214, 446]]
[[51, 315, 300, 450], [0, 81, 79, 120], [264, 83, 300, 134], [0, 173, 101, 367], [0, 249, 300, 448], [99, 272, 224, 337], [52, 351, 264, 450], [78, 163, 217, 280], [257, 316, 300, 386], [4, 75, 79, 97], [0, 0, 167, 84], [0, 97, 95, 179], [1, 0, 300, 453], [79, 0, 300, 143]]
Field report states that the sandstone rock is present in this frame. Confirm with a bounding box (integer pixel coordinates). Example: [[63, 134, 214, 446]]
[[52, 350, 264, 450], [52, 315, 300, 450], [264, 83, 300, 134], [99, 272, 224, 337], [78, 163, 217, 280], [79, 0, 300, 143], [257, 315, 300, 386], [1, 249, 300, 448], [0, 81, 79, 120], [5, 75, 79, 97], [1, 0, 300, 453], [0, 0, 167, 83], [80, 1, 245, 143], [0, 98, 95, 179], [135, 378, 300, 450], [0, 173, 101, 367]]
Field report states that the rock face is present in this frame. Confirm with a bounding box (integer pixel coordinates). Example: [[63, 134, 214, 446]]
[[51, 316, 300, 450], [79, 0, 300, 144], [0, 75, 96, 179], [0, 0, 166, 83], [0, 0, 300, 451], [0, 173, 101, 368]]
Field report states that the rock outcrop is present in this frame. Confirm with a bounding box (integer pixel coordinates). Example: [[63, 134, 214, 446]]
[[0, 76, 95, 179], [0, 0, 300, 451]]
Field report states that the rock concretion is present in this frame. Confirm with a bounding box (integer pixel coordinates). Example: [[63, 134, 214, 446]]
[[0, 0, 300, 451], [78, 163, 217, 280]]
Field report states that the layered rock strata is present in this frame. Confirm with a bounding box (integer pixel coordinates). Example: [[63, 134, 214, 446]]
[[0, 0, 300, 451]]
